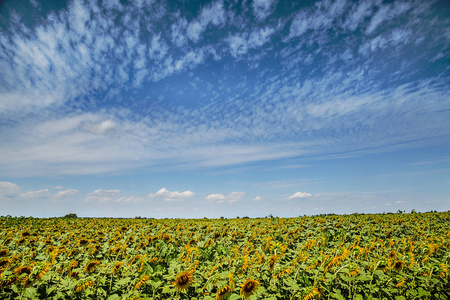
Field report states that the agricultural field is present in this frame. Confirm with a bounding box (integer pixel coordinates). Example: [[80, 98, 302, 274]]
[[0, 212, 449, 299]]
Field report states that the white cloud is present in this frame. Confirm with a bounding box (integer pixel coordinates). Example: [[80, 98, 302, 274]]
[[206, 193, 226, 200], [82, 120, 116, 134], [253, 196, 262, 201], [252, 0, 277, 20], [187, 0, 225, 42], [54, 189, 79, 198], [344, 0, 372, 31], [228, 192, 246, 203], [148, 188, 195, 201], [171, 15, 188, 47], [0, 182, 20, 197], [227, 26, 275, 57], [288, 191, 312, 199], [366, 2, 411, 34], [84, 189, 121, 202], [205, 192, 246, 203], [287, 0, 346, 40], [149, 35, 168, 60], [21, 189, 50, 199]]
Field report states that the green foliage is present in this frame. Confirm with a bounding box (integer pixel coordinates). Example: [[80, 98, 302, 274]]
[[0, 212, 449, 299]]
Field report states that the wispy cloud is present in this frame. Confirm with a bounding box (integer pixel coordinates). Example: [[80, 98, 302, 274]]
[[252, 0, 278, 21], [0, 0, 448, 179]]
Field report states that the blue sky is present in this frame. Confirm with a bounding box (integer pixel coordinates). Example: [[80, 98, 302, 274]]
[[0, 0, 449, 218]]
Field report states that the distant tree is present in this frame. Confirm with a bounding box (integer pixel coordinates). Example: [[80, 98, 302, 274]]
[[64, 213, 77, 218]]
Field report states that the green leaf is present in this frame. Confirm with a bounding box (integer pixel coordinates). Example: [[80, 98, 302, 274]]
[[116, 277, 131, 285], [229, 294, 240, 300], [23, 287, 37, 299], [418, 287, 430, 297]]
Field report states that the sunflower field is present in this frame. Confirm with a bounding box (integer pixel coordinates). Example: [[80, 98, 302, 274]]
[[1, 212, 449, 299]]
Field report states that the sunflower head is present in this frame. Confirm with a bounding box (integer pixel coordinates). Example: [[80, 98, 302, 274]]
[[0, 258, 10, 268], [268, 254, 278, 270], [0, 249, 8, 257], [240, 279, 259, 298], [393, 260, 405, 272], [15, 266, 33, 276], [173, 270, 193, 292], [78, 239, 89, 246], [84, 260, 100, 273], [112, 262, 124, 276], [216, 286, 232, 300]]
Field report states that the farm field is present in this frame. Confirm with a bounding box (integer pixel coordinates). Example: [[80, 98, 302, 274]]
[[0, 212, 449, 299]]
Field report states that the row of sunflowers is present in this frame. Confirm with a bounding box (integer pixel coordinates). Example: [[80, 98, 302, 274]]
[[1, 212, 449, 299]]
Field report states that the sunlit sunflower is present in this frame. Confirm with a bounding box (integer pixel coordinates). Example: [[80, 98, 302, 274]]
[[393, 260, 405, 272], [216, 286, 232, 300], [240, 279, 259, 298], [173, 270, 193, 292]]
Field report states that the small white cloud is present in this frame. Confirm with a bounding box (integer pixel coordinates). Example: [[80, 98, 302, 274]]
[[84, 189, 120, 202], [148, 188, 195, 201], [0, 182, 21, 197], [206, 192, 246, 203], [206, 193, 226, 200], [253, 196, 262, 201], [396, 200, 406, 204], [288, 191, 312, 199], [54, 189, 79, 198]]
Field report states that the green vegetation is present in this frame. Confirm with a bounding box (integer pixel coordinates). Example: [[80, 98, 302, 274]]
[[0, 212, 449, 299]]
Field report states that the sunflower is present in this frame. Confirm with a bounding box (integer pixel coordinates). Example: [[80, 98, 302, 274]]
[[112, 262, 124, 276], [15, 266, 33, 276], [216, 286, 232, 300], [78, 239, 89, 246], [0, 249, 8, 257], [268, 254, 278, 271], [0, 258, 10, 268], [84, 260, 100, 273], [173, 270, 193, 292], [393, 260, 405, 272], [240, 279, 259, 298]]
